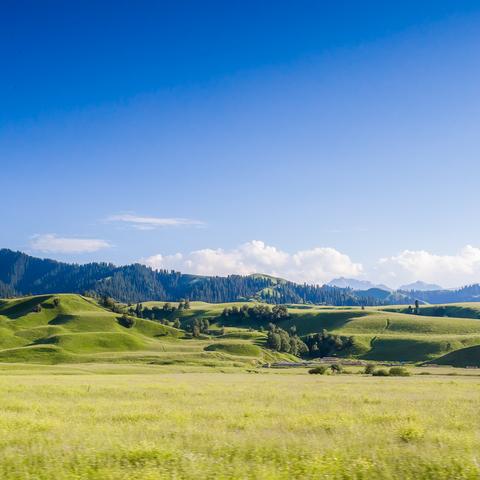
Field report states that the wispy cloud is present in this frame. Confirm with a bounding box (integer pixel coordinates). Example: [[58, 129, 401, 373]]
[[107, 214, 205, 230], [30, 234, 111, 254]]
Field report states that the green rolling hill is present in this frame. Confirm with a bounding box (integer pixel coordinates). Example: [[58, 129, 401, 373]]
[[2, 294, 480, 366], [0, 294, 293, 366], [141, 300, 480, 365]]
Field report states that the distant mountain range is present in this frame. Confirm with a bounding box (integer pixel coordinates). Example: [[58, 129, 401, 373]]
[[328, 277, 444, 292], [0, 249, 479, 305], [328, 277, 393, 291]]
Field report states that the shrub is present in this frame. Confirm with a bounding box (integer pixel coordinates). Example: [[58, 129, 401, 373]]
[[330, 364, 343, 374], [372, 369, 389, 377], [364, 364, 376, 375], [398, 424, 424, 442], [32, 304, 42, 313], [389, 367, 410, 377], [118, 314, 135, 329], [53, 298, 60, 307], [309, 366, 328, 375]]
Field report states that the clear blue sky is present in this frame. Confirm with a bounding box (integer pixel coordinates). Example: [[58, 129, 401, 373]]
[[2, 1, 480, 287]]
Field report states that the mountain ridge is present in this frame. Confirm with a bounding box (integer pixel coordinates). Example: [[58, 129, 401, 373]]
[[0, 249, 373, 305], [2, 249, 480, 306]]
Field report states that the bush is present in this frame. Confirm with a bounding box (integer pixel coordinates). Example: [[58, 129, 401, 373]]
[[118, 314, 135, 329], [308, 366, 328, 375], [330, 364, 343, 374], [32, 304, 42, 313], [364, 364, 376, 375], [399, 424, 424, 442], [53, 298, 60, 307], [389, 367, 410, 377], [372, 369, 389, 377]]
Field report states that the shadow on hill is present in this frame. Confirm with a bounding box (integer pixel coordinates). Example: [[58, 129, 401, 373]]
[[31, 335, 58, 346], [361, 337, 469, 363], [0, 295, 53, 319], [281, 310, 372, 335], [49, 314, 75, 326], [430, 344, 480, 367]]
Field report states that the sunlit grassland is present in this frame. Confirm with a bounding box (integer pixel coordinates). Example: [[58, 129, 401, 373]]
[[4, 295, 480, 365], [1, 369, 480, 479]]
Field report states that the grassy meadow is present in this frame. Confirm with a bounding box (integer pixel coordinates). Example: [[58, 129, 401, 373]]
[[2, 295, 480, 477], [1, 367, 480, 479]]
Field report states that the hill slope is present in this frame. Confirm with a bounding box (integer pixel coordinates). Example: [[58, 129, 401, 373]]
[[143, 300, 480, 364], [0, 294, 291, 366], [3, 294, 480, 366], [431, 345, 480, 367]]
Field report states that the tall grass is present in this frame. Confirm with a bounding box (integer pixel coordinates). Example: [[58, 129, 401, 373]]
[[0, 371, 479, 479]]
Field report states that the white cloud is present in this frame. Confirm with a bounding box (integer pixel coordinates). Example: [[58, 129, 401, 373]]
[[376, 245, 480, 288], [142, 240, 362, 284], [30, 234, 111, 254], [107, 214, 205, 230]]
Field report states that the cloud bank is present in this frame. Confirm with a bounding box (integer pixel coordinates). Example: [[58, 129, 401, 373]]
[[143, 242, 480, 288], [30, 234, 111, 254], [27, 233, 480, 288], [377, 245, 480, 288], [143, 240, 362, 284], [107, 214, 205, 230]]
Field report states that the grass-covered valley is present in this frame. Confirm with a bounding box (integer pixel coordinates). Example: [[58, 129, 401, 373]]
[[3, 293, 480, 367], [3, 294, 480, 479]]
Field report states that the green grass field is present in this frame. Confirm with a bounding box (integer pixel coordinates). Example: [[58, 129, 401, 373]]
[[2, 295, 480, 478], [0, 367, 480, 479]]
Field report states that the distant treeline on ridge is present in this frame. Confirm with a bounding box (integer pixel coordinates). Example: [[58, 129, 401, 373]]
[[1, 249, 480, 306]]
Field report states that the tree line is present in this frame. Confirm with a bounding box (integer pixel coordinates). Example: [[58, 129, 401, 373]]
[[304, 330, 355, 357], [221, 304, 289, 323]]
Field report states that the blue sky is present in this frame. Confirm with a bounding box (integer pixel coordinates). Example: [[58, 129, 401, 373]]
[[2, 1, 480, 287]]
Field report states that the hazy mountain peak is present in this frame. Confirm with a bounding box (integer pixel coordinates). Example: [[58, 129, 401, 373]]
[[399, 281, 443, 291]]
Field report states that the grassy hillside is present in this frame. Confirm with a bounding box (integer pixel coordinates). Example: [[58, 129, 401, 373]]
[[3, 295, 480, 365], [430, 344, 480, 367], [0, 295, 292, 366], [381, 303, 480, 319], [140, 300, 480, 364]]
